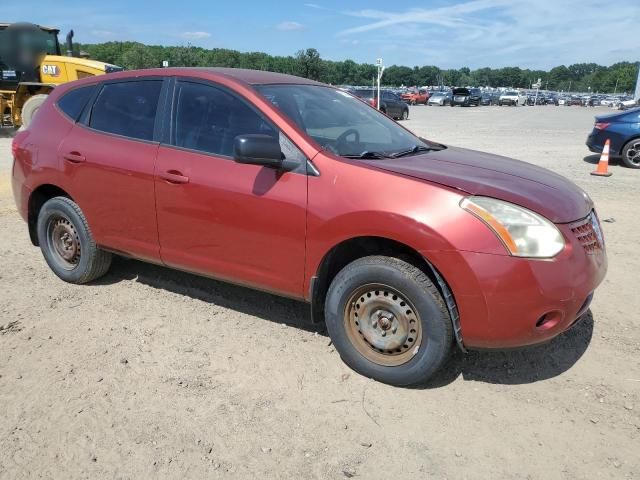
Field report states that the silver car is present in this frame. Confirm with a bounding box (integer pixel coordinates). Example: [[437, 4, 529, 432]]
[[427, 91, 452, 106]]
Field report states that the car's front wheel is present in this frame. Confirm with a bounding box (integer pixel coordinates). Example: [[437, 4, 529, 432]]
[[621, 139, 640, 169], [324, 256, 453, 386], [37, 197, 112, 284]]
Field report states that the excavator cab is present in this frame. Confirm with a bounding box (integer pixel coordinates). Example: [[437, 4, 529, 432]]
[[0, 22, 122, 128], [0, 23, 61, 87]]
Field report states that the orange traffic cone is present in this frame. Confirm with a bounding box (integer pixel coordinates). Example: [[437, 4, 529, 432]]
[[591, 139, 613, 177]]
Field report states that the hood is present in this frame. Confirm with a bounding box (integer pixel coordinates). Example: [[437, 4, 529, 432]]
[[361, 146, 593, 223]]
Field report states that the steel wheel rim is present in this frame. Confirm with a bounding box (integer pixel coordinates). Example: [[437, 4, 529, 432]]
[[46, 215, 81, 270], [626, 141, 640, 166], [344, 283, 422, 366]]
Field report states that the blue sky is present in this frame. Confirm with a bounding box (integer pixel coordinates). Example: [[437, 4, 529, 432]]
[[5, 0, 639, 69]]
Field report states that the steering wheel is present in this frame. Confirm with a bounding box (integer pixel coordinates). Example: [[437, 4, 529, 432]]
[[336, 128, 361, 154]]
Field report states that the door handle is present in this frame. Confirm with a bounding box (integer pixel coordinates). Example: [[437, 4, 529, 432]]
[[160, 170, 190, 184], [63, 152, 86, 163]]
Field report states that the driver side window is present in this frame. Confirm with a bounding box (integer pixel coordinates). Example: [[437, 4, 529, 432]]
[[173, 81, 277, 157]]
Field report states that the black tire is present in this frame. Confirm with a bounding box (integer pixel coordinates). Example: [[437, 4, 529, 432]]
[[621, 139, 640, 169], [36, 197, 112, 284], [324, 256, 453, 386]]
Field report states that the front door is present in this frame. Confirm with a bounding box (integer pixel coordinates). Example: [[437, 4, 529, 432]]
[[154, 80, 308, 298]]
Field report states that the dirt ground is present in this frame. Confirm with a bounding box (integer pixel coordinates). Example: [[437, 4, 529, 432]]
[[0, 105, 638, 480]]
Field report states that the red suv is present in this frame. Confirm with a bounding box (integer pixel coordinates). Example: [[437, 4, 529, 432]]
[[12, 68, 607, 386]]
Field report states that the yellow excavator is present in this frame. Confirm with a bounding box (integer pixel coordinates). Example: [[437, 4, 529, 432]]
[[0, 22, 122, 128]]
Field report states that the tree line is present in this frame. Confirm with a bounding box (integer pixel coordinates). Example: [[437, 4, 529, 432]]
[[77, 42, 639, 93]]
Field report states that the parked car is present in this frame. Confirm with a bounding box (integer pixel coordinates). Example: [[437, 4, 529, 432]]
[[499, 90, 524, 106], [400, 88, 429, 105], [480, 92, 499, 105], [586, 107, 640, 168], [12, 68, 607, 386], [427, 91, 452, 106], [618, 97, 639, 110], [450, 87, 481, 107], [568, 96, 583, 106], [350, 89, 409, 120]]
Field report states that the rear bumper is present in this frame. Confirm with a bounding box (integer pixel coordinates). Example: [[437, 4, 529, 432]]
[[11, 158, 30, 223], [424, 215, 607, 349], [586, 128, 628, 156]]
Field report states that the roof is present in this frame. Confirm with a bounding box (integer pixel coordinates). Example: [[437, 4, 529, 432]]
[[173, 67, 325, 86], [0, 22, 60, 33]]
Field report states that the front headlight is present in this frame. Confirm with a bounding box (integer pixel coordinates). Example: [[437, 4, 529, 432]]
[[460, 196, 565, 258]]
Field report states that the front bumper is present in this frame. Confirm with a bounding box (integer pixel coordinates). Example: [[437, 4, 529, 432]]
[[425, 213, 608, 349]]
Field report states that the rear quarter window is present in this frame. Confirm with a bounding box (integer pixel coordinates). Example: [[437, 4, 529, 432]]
[[57, 85, 96, 121]]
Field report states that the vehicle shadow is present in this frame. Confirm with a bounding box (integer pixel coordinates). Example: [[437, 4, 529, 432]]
[[583, 154, 622, 166], [0, 127, 17, 139], [423, 311, 594, 388], [98, 256, 594, 387], [97, 256, 323, 335]]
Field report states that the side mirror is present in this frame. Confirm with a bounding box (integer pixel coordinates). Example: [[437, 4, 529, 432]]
[[234, 134, 283, 169]]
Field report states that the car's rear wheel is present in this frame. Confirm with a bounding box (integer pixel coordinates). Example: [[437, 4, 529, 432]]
[[37, 197, 112, 284], [621, 139, 640, 169], [324, 256, 453, 386]]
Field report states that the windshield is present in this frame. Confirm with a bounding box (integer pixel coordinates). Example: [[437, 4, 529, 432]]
[[256, 84, 429, 157], [505, 91, 518, 96]]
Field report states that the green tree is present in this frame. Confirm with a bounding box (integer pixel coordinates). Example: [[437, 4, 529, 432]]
[[76, 40, 639, 92], [294, 48, 322, 80], [120, 43, 157, 69]]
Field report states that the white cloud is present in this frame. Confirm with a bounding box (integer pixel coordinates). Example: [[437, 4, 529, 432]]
[[180, 31, 212, 40], [304, 3, 323, 9], [277, 21, 304, 31], [336, 0, 640, 69]]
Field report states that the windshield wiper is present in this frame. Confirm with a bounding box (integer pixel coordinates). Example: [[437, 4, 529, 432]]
[[342, 150, 392, 159], [389, 145, 432, 158]]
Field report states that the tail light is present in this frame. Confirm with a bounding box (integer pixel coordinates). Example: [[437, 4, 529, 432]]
[[369, 98, 377, 108], [594, 122, 610, 130], [11, 130, 29, 159]]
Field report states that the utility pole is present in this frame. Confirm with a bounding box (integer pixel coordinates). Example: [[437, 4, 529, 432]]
[[533, 78, 541, 105], [613, 78, 619, 94], [634, 62, 640, 102], [376, 58, 385, 111]]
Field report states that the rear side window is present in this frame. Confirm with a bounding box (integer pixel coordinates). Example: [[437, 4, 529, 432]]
[[89, 80, 162, 141], [57, 85, 96, 121], [173, 81, 276, 157]]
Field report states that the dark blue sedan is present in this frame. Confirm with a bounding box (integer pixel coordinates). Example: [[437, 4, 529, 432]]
[[586, 107, 640, 168]]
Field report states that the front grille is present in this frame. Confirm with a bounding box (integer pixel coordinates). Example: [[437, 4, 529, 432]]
[[571, 212, 603, 254]]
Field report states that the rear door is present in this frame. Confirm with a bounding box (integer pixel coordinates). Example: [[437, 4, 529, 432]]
[[58, 78, 167, 262], [154, 79, 308, 297]]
